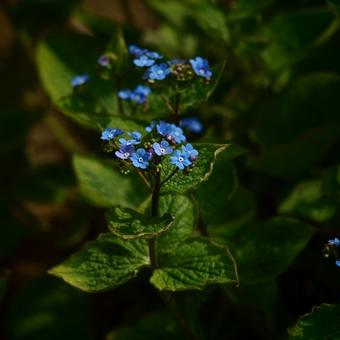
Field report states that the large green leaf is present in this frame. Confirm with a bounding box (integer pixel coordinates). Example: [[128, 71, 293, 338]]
[[279, 179, 339, 223], [249, 73, 340, 177], [150, 237, 238, 291], [235, 217, 315, 282], [106, 207, 174, 240], [196, 158, 237, 227], [36, 33, 120, 123], [158, 194, 196, 251], [49, 233, 149, 292], [73, 154, 148, 208], [288, 304, 340, 339], [161, 143, 231, 194]]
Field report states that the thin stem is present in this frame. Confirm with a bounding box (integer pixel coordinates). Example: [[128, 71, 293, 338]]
[[160, 168, 179, 186], [160, 94, 176, 115]]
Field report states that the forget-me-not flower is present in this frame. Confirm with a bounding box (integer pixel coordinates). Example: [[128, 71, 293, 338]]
[[181, 144, 198, 160], [328, 238, 340, 246], [170, 150, 192, 170], [115, 144, 135, 160], [130, 148, 152, 169], [71, 74, 89, 87], [157, 121, 186, 144], [153, 140, 173, 156], [148, 63, 171, 80], [190, 57, 212, 79], [133, 55, 155, 67], [180, 117, 203, 134], [145, 121, 157, 133], [101, 128, 123, 140]]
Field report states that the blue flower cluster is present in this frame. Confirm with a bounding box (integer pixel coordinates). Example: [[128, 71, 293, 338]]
[[101, 121, 198, 171], [180, 117, 203, 134], [118, 85, 151, 104], [128, 44, 212, 81]]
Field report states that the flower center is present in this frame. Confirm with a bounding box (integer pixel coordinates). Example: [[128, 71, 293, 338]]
[[160, 148, 165, 154], [157, 70, 163, 75], [124, 152, 130, 158], [138, 157, 143, 162], [178, 157, 184, 162], [199, 69, 205, 75]]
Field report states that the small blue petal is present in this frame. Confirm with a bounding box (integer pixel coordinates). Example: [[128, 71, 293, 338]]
[[180, 117, 203, 134], [148, 63, 171, 80], [101, 128, 123, 140], [71, 74, 89, 87], [336, 260, 340, 267], [190, 57, 212, 79], [134, 55, 155, 67]]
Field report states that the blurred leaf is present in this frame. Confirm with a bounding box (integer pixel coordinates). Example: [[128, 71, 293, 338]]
[[49, 233, 149, 292], [150, 237, 238, 291], [73, 154, 148, 208], [108, 312, 181, 340], [288, 304, 340, 339], [161, 143, 229, 194], [250, 73, 340, 177], [7, 276, 95, 340], [158, 194, 196, 251], [229, 0, 273, 19], [36, 34, 119, 116], [207, 187, 256, 241], [262, 9, 334, 72], [106, 207, 174, 240], [106, 28, 128, 74], [323, 164, 340, 196], [235, 217, 315, 283], [196, 159, 237, 226], [279, 179, 339, 222]]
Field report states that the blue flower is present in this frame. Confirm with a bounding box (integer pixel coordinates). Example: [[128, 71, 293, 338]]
[[181, 144, 198, 160], [118, 90, 132, 100], [101, 128, 123, 140], [170, 150, 192, 170], [135, 85, 151, 96], [128, 44, 147, 56], [328, 238, 340, 246], [190, 57, 212, 79], [156, 121, 186, 144], [148, 63, 171, 80], [71, 74, 89, 87], [145, 121, 157, 133], [130, 148, 152, 169], [336, 260, 340, 267], [119, 138, 140, 146], [180, 117, 203, 134], [128, 131, 142, 141], [133, 55, 155, 67], [115, 144, 135, 160], [153, 140, 173, 156], [97, 55, 110, 68], [146, 51, 163, 59]]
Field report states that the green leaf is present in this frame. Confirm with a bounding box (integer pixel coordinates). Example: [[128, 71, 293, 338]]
[[49, 233, 149, 292], [196, 159, 237, 227], [36, 33, 120, 120], [229, 0, 273, 19], [288, 304, 340, 339], [161, 143, 231, 194], [279, 179, 339, 223], [106, 207, 174, 240], [158, 194, 196, 251], [73, 154, 148, 208], [150, 237, 238, 291], [249, 73, 340, 177], [106, 28, 128, 73], [323, 165, 340, 197], [235, 217, 315, 282]]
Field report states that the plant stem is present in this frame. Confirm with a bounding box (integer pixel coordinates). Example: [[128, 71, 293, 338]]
[[148, 169, 196, 340], [116, 74, 125, 115], [136, 169, 152, 191]]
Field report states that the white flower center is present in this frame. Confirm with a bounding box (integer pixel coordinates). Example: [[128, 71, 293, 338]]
[[199, 69, 205, 74], [157, 70, 163, 75], [138, 157, 143, 162], [160, 148, 165, 154], [178, 157, 184, 162], [124, 152, 130, 158]]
